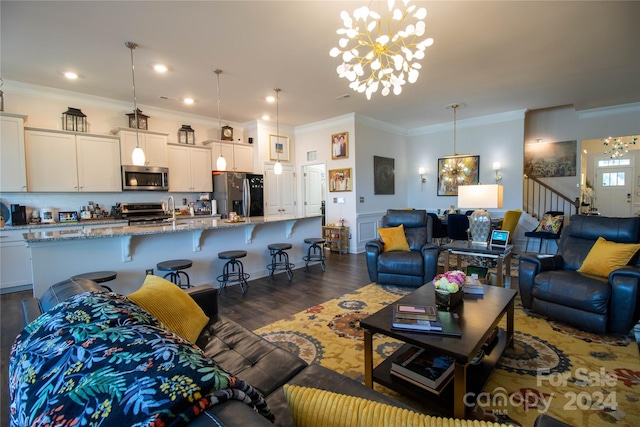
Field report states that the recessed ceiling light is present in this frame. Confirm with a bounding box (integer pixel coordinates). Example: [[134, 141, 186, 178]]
[[64, 71, 78, 80], [262, 114, 270, 120], [154, 64, 168, 73], [184, 98, 194, 105], [266, 95, 275, 103]]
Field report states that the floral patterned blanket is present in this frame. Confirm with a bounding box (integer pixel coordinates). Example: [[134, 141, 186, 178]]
[[9, 291, 274, 426]]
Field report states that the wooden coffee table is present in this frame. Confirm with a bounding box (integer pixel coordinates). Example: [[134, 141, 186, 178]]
[[361, 283, 517, 418]]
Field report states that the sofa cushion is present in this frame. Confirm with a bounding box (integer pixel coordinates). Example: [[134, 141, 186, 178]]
[[577, 237, 640, 277], [377, 224, 410, 252], [128, 275, 209, 343], [533, 270, 610, 314], [377, 250, 424, 276], [199, 316, 307, 397]]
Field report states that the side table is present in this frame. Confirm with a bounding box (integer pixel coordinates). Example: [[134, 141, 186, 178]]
[[322, 225, 349, 254], [443, 241, 513, 287]]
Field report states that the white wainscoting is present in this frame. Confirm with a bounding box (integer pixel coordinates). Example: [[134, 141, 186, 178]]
[[355, 211, 386, 253]]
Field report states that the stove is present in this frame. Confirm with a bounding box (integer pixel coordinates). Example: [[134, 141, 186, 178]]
[[112, 202, 170, 225]]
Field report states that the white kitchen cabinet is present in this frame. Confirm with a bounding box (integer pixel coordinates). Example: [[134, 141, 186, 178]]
[[264, 163, 296, 216], [167, 144, 212, 192], [0, 228, 32, 292], [116, 128, 168, 167], [25, 129, 121, 192], [0, 113, 28, 192], [211, 141, 253, 172]]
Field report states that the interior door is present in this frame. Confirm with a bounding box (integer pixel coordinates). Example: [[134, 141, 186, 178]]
[[595, 164, 633, 217], [303, 164, 325, 217]]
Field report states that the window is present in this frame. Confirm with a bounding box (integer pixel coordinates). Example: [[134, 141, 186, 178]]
[[602, 172, 625, 187], [598, 159, 631, 167]]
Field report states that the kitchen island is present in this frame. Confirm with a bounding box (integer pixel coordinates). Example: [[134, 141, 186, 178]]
[[23, 215, 323, 298]]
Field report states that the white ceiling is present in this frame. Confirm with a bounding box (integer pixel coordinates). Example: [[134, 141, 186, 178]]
[[2, 1, 639, 129]]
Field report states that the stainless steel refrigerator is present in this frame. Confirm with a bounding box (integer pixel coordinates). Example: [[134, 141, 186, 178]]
[[212, 172, 264, 217]]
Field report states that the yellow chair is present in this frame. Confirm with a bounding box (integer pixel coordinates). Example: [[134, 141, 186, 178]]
[[500, 209, 522, 243]]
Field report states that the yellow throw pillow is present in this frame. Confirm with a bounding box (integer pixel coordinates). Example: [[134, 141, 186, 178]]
[[377, 224, 410, 252], [283, 384, 504, 427], [128, 275, 209, 343], [577, 237, 640, 277]]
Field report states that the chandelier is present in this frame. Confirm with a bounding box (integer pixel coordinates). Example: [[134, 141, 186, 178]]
[[441, 159, 469, 185], [603, 136, 638, 159], [329, 0, 434, 100]]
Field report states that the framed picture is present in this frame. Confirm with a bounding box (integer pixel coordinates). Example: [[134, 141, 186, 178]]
[[437, 155, 480, 196], [524, 140, 576, 177], [331, 131, 349, 159], [269, 134, 290, 161], [374, 156, 395, 195], [329, 168, 352, 192]]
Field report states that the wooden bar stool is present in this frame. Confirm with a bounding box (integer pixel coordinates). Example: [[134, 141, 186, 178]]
[[71, 271, 117, 292], [217, 250, 250, 294], [302, 238, 326, 272], [267, 243, 294, 281], [156, 259, 192, 289]]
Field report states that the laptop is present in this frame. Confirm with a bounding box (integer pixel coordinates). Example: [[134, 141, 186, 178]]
[[489, 229, 509, 249]]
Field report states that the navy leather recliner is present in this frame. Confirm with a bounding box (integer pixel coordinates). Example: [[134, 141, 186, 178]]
[[519, 215, 640, 334], [366, 209, 441, 287]]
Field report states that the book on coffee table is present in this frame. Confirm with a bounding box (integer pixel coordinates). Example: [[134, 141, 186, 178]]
[[462, 276, 484, 295], [390, 346, 455, 393], [391, 311, 462, 337], [394, 304, 438, 321]]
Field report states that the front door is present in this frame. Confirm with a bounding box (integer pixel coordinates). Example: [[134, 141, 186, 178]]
[[594, 157, 633, 217]]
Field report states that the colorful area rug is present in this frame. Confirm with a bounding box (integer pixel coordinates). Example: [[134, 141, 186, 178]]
[[254, 283, 640, 427]]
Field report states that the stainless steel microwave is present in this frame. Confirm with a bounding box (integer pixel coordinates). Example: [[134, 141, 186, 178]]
[[122, 165, 169, 191]]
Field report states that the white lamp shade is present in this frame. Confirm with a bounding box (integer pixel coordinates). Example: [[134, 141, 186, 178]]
[[457, 184, 503, 209], [274, 161, 283, 175], [216, 155, 226, 171], [131, 147, 146, 166]]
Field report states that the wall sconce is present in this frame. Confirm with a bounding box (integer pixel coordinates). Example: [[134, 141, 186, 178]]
[[419, 167, 426, 183], [492, 162, 502, 183]]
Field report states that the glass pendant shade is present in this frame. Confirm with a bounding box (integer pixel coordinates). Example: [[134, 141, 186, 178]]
[[216, 155, 226, 171], [132, 147, 146, 166], [274, 160, 283, 175]]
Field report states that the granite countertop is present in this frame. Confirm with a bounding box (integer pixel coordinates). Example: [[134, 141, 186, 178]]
[[22, 215, 315, 243], [5, 218, 128, 230]]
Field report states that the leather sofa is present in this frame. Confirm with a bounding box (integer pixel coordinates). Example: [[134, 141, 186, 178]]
[[20, 278, 413, 427], [366, 209, 441, 287], [519, 215, 640, 334]]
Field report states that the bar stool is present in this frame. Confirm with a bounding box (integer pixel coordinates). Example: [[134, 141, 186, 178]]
[[302, 238, 326, 272], [217, 250, 250, 294], [267, 243, 294, 281], [71, 271, 117, 292], [156, 259, 192, 289]]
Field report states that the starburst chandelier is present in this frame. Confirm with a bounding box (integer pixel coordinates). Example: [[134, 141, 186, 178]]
[[441, 160, 469, 185], [329, 0, 434, 100], [603, 136, 638, 159]]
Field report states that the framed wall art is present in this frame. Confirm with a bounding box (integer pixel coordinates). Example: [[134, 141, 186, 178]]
[[331, 131, 348, 159], [524, 140, 576, 177], [437, 155, 480, 196], [269, 134, 290, 161], [329, 167, 352, 192], [374, 155, 395, 195]]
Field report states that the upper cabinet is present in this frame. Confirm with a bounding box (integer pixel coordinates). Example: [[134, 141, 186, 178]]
[[115, 128, 168, 167], [167, 144, 212, 192], [211, 141, 254, 173], [25, 129, 121, 192], [0, 113, 28, 192]]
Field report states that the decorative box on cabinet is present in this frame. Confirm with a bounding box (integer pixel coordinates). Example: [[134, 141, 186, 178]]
[[114, 128, 168, 167], [0, 113, 28, 192], [322, 225, 349, 254], [25, 128, 121, 192], [167, 144, 212, 192]]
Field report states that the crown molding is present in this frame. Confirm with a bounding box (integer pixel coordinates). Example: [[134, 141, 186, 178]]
[[409, 109, 527, 136], [577, 102, 640, 120]]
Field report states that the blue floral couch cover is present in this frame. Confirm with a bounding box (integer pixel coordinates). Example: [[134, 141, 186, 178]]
[[9, 290, 274, 426]]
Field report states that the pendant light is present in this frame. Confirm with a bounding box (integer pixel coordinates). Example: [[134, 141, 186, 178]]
[[126, 41, 145, 166], [273, 88, 282, 175], [214, 69, 226, 171]]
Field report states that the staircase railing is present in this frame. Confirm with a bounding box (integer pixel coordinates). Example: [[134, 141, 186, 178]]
[[523, 174, 580, 221]]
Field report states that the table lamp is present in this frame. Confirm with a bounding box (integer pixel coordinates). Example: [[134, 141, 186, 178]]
[[457, 184, 503, 243]]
